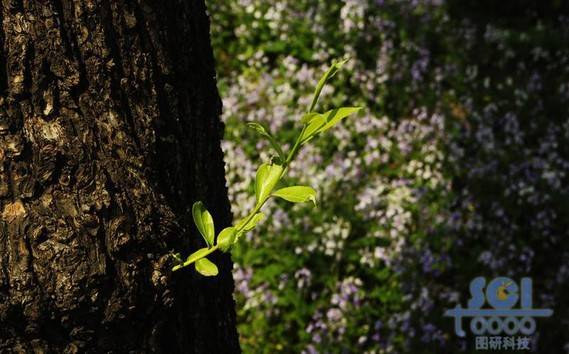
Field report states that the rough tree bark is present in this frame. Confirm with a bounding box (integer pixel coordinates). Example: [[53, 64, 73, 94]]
[[0, 0, 240, 352]]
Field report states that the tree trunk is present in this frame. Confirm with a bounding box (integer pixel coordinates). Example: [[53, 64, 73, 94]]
[[0, 0, 239, 353]]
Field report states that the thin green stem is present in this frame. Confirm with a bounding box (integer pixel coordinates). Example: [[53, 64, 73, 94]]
[[173, 244, 219, 271], [287, 122, 308, 162], [235, 198, 266, 234], [271, 139, 287, 163]]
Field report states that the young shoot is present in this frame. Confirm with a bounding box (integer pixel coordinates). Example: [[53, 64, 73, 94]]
[[172, 59, 362, 276]]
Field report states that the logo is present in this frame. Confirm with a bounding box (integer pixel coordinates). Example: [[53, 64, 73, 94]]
[[444, 277, 553, 351]]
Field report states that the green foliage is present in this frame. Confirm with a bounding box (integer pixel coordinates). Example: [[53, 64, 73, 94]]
[[172, 247, 216, 271], [254, 163, 284, 205], [272, 186, 316, 205], [236, 213, 265, 233], [191, 201, 215, 248], [195, 258, 219, 277], [172, 60, 361, 273], [299, 107, 363, 143], [217, 227, 237, 252]]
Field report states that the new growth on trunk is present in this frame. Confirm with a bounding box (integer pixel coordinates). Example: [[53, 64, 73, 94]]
[[172, 59, 363, 276]]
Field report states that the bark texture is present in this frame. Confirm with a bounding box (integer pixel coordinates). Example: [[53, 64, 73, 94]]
[[0, 0, 240, 352]]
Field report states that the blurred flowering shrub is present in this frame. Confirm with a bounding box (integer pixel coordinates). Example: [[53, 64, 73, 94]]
[[208, 0, 569, 352]]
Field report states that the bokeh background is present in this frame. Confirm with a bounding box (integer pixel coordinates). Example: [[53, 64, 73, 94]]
[[207, 0, 569, 352]]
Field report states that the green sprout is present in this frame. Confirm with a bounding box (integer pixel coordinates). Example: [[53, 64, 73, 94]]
[[172, 59, 362, 276]]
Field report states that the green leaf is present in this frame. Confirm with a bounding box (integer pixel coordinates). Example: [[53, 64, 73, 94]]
[[299, 114, 327, 142], [195, 258, 219, 276], [185, 247, 211, 264], [217, 226, 236, 252], [192, 201, 215, 247], [172, 247, 213, 271], [309, 58, 350, 112], [330, 58, 350, 75], [272, 186, 317, 205], [300, 112, 321, 124], [236, 213, 265, 231], [255, 163, 284, 205], [299, 107, 362, 143], [316, 107, 362, 134], [234, 213, 265, 242], [247, 122, 285, 161]]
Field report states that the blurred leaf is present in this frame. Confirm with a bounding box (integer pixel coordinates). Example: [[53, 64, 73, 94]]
[[300, 112, 320, 124], [195, 258, 219, 276], [192, 201, 215, 247], [263, 40, 287, 53], [272, 186, 317, 205]]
